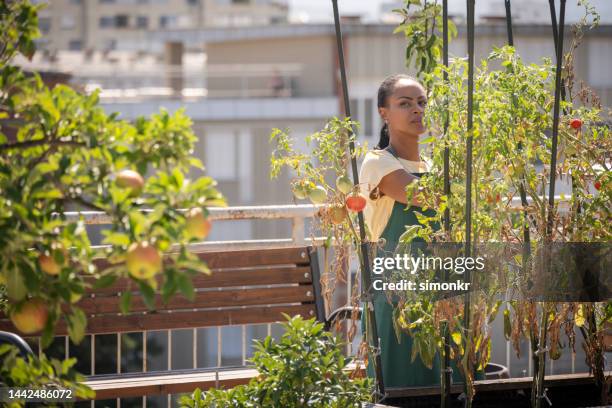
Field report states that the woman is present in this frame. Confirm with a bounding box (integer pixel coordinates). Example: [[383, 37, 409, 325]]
[[359, 74, 460, 388]]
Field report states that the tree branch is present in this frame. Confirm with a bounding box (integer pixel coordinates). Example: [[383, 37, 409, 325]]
[[0, 138, 85, 152], [70, 196, 107, 213]]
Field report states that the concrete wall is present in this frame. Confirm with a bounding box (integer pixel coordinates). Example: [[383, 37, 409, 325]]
[[205, 35, 336, 98]]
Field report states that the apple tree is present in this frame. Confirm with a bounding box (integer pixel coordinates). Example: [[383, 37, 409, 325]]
[[0, 0, 224, 360]]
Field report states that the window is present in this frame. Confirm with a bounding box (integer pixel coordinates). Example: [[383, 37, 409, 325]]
[[206, 132, 236, 181], [159, 15, 178, 28], [115, 14, 129, 28], [39, 17, 51, 33], [60, 15, 76, 30], [136, 16, 148, 29], [68, 40, 82, 51], [349, 98, 358, 123], [99, 16, 114, 28]]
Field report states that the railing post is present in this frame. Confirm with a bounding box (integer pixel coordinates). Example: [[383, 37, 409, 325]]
[[292, 216, 305, 245]]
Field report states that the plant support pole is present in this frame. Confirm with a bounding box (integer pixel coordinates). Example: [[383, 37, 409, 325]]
[[463, 0, 475, 407], [331, 0, 385, 400], [546, 0, 565, 240], [505, 0, 533, 284], [504, 0, 514, 47], [441, 1, 452, 407], [534, 2, 566, 408], [548, 0, 568, 106]]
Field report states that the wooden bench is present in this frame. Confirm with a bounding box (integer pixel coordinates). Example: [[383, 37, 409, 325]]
[[0, 246, 328, 400]]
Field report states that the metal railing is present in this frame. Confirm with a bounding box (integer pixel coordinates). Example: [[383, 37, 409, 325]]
[[66, 203, 324, 249]]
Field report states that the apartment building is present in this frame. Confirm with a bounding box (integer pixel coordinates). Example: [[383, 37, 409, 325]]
[[32, 0, 288, 52]]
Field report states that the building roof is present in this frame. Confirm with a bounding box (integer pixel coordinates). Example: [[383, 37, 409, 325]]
[[151, 22, 612, 45]]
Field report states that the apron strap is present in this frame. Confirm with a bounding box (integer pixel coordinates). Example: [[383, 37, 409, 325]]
[[385, 144, 399, 159]]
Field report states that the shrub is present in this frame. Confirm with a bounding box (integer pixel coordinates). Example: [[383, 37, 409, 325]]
[[180, 315, 373, 408]]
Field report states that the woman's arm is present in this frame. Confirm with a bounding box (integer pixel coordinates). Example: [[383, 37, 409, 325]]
[[378, 169, 423, 206]]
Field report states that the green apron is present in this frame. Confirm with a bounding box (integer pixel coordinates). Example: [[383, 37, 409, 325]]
[[363, 200, 484, 387], [363, 201, 454, 387]]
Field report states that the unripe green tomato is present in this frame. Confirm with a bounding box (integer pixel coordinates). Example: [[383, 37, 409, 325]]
[[292, 183, 307, 200], [336, 175, 353, 195], [309, 186, 327, 204]]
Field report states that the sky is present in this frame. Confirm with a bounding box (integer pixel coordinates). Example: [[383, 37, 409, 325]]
[[288, 0, 612, 24]]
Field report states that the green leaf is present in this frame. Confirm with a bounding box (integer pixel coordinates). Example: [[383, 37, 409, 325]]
[[6, 268, 27, 301], [181, 259, 211, 276], [419, 135, 436, 144], [176, 274, 195, 301], [120, 291, 132, 314], [101, 232, 131, 246], [138, 281, 156, 310], [172, 167, 185, 188], [35, 161, 59, 174], [93, 273, 117, 289], [575, 305, 585, 327], [189, 157, 205, 170], [503, 309, 512, 340], [67, 308, 87, 344], [129, 210, 148, 237], [451, 331, 462, 346]]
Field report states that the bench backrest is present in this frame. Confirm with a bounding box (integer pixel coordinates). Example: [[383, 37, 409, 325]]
[[0, 246, 324, 337]]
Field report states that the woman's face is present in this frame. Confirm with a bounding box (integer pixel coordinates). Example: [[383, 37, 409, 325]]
[[379, 78, 427, 137]]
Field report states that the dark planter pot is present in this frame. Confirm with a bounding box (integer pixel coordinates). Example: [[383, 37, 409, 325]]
[[484, 362, 510, 380]]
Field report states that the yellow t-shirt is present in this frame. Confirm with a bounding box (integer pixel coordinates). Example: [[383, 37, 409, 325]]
[[359, 149, 429, 242]]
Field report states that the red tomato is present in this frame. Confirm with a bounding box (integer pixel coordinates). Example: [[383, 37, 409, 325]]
[[345, 193, 366, 212], [594, 181, 601, 190], [569, 118, 582, 129]]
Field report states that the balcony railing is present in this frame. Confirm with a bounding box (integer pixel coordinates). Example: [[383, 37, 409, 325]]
[[43, 199, 591, 405]]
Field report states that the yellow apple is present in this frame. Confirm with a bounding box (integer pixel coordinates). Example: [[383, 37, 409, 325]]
[[126, 242, 162, 279], [38, 248, 68, 276], [10, 298, 49, 334], [116, 169, 145, 197], [185, 208, 212, 240]]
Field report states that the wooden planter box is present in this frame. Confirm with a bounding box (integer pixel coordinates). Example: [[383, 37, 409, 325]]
[[379, 372, 608, 407]]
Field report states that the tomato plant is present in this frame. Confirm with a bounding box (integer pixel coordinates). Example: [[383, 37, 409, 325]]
[[270, 117, 369, 309], [392, 1, 610, 404]]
